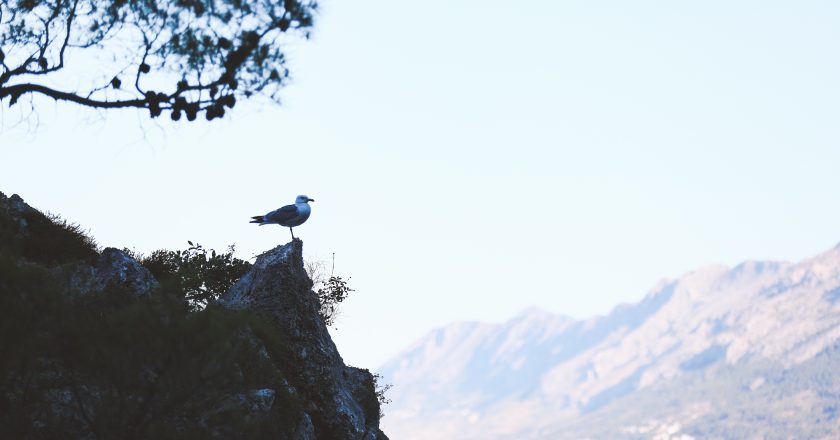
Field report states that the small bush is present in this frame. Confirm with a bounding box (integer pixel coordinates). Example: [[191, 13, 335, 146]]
[[307, 254, 355, 327], [317, 276, 354, 327], [373, 373, 393, 419], [140, 242, 251, 311]]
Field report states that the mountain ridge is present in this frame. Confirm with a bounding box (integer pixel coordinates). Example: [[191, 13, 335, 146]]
[[379, 244, 840, 439]]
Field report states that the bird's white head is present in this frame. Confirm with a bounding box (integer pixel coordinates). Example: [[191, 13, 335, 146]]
[[295, 195, 315, 204]]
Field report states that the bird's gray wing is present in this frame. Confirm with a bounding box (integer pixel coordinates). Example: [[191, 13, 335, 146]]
[[263, 204, 299, 223]]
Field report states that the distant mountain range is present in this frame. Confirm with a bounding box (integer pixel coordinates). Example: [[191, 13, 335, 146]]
[[378, 244, 840, 439]]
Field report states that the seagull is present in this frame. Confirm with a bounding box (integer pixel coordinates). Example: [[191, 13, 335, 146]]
[[250, 195, 314, 239]]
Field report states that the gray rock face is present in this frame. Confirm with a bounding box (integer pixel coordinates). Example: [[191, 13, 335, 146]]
[[0, 192, 40, 234], [220, 239, 388, 440], [94, 248, 159, 294], [5, 193, 35, 218], [65, 247, 160, 296]]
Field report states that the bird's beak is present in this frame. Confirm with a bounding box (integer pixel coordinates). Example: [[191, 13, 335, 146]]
[[308, 198, 315, 202]]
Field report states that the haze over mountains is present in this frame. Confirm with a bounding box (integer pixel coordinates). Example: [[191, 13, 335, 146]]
[[378, 243, 840, 439]]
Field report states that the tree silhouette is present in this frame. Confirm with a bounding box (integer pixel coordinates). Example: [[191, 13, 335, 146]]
[[0, 0, 316, 120]]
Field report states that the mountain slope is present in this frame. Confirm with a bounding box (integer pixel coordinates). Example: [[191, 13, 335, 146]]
[[378, 245, 840, 439]]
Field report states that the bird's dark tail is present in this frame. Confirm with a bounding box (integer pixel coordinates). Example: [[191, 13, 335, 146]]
[[250, 215, 264, 224]]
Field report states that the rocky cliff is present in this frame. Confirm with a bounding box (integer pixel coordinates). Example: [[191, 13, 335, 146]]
[[219, 240, 387, 439], [0, 191, 388, 439]]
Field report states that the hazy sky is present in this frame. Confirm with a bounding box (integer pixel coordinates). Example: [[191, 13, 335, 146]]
[[2, 0, 840, 369]]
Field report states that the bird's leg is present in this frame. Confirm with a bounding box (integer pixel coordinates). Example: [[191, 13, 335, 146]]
[[289, 227, 295, 240]]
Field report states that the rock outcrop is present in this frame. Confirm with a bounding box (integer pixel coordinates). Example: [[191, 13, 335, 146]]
[[220, 239, 388, 440], [65, 248, 161, 296]]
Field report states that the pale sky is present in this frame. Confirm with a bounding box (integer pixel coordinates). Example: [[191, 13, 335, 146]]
[[2, 0, 840, 369]]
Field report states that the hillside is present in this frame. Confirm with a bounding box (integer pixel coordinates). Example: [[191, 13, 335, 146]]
[[379, 245, 840, 439], [0, 191, 388, 439]]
